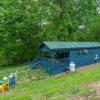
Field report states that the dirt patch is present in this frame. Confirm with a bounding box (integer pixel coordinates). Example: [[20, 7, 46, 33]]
[[0, 90, 13, 96], [90, 81, 100, 97], [73, 81, 100, 100], [77, 63, 100, 72]]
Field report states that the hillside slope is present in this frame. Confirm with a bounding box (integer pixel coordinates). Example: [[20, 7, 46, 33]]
[[0, 65, 100, 100]]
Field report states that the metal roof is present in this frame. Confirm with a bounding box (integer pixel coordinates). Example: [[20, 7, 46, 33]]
[[39, 42, 100, 50]]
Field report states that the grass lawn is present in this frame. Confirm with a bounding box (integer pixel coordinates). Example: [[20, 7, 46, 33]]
[[0, 65, 100, 100]]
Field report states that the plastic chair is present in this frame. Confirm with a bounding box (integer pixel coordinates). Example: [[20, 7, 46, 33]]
[[9, 75, 16, 86], [0, 85, 4, 92], [0, 80, 9, 92]]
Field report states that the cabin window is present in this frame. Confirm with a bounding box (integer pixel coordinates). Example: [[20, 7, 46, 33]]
[[57, 51, 69, 59], [77, 49, 83, 56]]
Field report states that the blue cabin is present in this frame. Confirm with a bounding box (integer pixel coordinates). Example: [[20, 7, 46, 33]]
[[27, 42, 100, 75]]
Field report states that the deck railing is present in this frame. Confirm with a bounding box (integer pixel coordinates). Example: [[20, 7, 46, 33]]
[[26, 56, 69, 69]]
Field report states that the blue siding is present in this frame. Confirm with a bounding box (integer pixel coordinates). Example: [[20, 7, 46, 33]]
[[47, 66, 67, 75], [40, 46, 50, 51], [39, 58, 69, 75], [70, 48, 100, 67], [40, 62, 68, 75]]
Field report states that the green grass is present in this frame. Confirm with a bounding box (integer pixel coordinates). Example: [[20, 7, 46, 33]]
[[0, 66, 100, 100]]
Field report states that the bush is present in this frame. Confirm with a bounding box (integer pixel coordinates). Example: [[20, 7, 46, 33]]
[[26, 66, 49, 80]]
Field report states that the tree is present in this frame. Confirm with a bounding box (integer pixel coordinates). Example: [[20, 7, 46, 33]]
[[38, 0, 97, 40], [0, 0, 98, 66], [90, 15, 100, 42], [0, 0, 43, 65]]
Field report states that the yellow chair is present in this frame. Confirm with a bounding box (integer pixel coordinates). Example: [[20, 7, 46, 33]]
[[3, 80, 9, 89], [0, 85, 4, 92], [0, 80, 9, 92]]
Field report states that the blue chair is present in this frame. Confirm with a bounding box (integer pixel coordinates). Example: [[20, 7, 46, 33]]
[[9, 75, 16, 86]]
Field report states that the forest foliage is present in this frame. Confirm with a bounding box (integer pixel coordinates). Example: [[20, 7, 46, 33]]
[[0, 0, 100, 66]]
